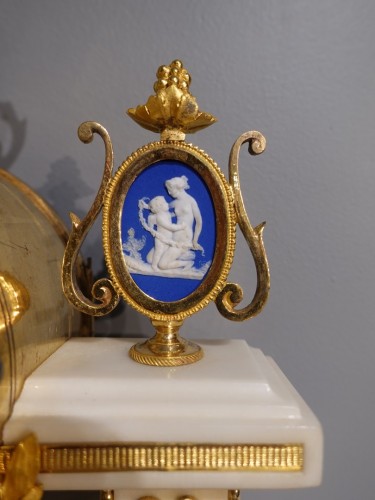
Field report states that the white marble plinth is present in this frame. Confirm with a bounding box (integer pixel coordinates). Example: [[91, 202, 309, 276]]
[[113, 490, 229, 500], [3, 338, 323, 491]]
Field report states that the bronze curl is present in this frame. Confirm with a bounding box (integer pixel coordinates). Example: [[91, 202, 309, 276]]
[[215, 131, 270, 321], [62, 121, 119, 316]]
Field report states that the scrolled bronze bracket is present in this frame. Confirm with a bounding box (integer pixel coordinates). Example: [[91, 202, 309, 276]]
[[216, 131, 270, 321], [62, 121, 120, 316]]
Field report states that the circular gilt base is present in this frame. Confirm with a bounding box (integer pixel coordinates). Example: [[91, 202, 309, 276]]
[[129, 339, 204, 367]]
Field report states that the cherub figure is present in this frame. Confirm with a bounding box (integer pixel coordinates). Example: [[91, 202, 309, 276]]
[[143, 196, 186, 271]]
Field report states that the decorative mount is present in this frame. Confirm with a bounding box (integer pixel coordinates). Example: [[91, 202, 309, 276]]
[[62, 60, 270, 367], [127, 60, 216, 141]]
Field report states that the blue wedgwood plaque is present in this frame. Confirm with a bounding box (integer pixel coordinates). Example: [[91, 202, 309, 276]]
[[121, 160, 216, 301]]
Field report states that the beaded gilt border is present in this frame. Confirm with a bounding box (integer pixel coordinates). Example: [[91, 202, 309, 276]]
[[102, 140, 236, 322], [0, 443, 303, 474]]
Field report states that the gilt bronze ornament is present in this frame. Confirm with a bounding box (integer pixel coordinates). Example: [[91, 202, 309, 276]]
[[62, 60, 270, 366]]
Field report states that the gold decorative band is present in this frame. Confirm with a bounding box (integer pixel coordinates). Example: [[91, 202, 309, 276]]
[[129, 344, 204, 367], [0, 443, 303, 474]]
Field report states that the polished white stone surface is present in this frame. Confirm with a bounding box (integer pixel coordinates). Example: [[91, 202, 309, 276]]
[[3, 338, 323, 490], [114, 490, 228, 500]]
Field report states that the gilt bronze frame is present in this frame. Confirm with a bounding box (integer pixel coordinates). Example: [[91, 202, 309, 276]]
[[62, 60, 270, 366]]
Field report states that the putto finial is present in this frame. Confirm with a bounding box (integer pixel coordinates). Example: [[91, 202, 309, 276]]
[[127, 60, 217, 140]]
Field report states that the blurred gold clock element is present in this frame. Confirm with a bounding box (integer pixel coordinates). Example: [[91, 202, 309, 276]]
[[0, 169, 83, 433]]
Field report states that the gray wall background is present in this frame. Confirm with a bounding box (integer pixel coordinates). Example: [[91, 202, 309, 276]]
[[1, 1, 374, 499]]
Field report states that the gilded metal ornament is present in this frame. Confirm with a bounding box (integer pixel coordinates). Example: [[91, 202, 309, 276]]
[[62, 122, 120, 317], [228, 492, 240, 500], [0, 434, 43, 500], [100, 491, 115, 500], [216, 131, 269, 321], [62, 60, 270, 366], [0, 442, 303, 474], [128, 59, 217, 140]]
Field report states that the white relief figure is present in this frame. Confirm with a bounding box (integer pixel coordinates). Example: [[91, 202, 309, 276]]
[[159, 175, 204, 271], [123, 176, 211, 279]]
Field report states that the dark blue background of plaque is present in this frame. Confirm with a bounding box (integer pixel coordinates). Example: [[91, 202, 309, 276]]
[[121, 160, 216, 302]]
